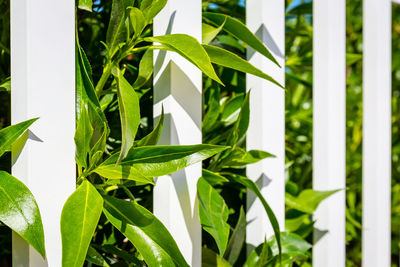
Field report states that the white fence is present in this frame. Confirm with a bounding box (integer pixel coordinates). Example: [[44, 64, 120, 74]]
[[9, 0, 394, 266]]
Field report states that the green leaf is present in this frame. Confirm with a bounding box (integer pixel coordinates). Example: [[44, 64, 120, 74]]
[[136, 107, 164, 146], [94, 144, 228, 182], [139, 0, 168, 22], [203, 45, 283, 89], [61, 180, 103, 267], [268, 232, 311, 258], [197, 178, 230, 255], [0, 77, 10, 92], [203, 87, 221, 132], [106, 0, 130, 57], [202, 169, 229, 186], [0, 118, 38, 157], [224, 173, 281, 257], [0, 171, 45, 258], [226, 92, 250, 146], [132, 48, 153, 89], [202, 12, 279, 67], [346, 53, 362, 66], [224, 207, 246, 265], [129, 7, 146, 37], [78, 0, 92, 12], [202, 247, 232, 267], [285, 189, 340, 214], [75, 104, 93, 169], [221, 148, 274, 168], [76, 45, 103, 122], [114, 68, 141, 164], [86, 246, 110, 267], [220, 94, 244, 126], [103, 195, 189, 267], [202, 20, 225, 44], [244, 239, 274, 267], [145, 34, 223, 84]]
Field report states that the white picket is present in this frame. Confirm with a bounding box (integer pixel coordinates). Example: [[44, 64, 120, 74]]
[[312, 1, 346, 266], [362, 0, 392, 266], [153, 0, 202, 265], [246, 0, 285, 250], [10, 0, 76, 266]]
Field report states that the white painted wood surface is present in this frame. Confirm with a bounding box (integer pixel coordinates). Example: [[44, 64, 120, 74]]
[[153, 0, 202, 265], [312, 1, 346, 266], [246, 0, 285, 250], [362, 0, 392, 266], [10, 0, 75, 266]]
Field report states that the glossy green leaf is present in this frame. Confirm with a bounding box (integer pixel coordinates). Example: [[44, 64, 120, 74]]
[[221, 94, 244, 126], [0, 118, 38, 157], [203, 45, 283, 88], [202, 12, 279, 66], [224, 173, 281, 257], [129, 7, 146, 37], [76, 45, 103, 122], [103, 195, 189, 267], [94, 144, 228, 182], [132, 48, 153, 89], [221, 148, 274, 168], [145, 34, 223, 84], [140, 0, 168, 22], [106, 0, 129, 57], [226, 92, 249, 146], [136, 107, 164, 146], [0, 171, 45, 258], [202, 20, 225, 44], [202, 247, 232, 267], [78, 0, 92, 12], [114, 69, 141, 164], [75, 104, 93, 169], [203, 87, 221, 132], [224, 207, 246, 265], [285, 189, 340, 214], [61, 180, 103, 267], [197, 178, 230, 255], [202, 169, 229, 186], [86, 246, 110, 267], [269, 232, 311, 257]]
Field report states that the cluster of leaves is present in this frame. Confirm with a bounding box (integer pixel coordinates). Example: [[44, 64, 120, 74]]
[[3, 0, 384, 266], [0, 0, 291, 266]]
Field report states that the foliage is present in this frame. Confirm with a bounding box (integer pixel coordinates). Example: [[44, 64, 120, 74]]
[[2, 0, 398, 266]]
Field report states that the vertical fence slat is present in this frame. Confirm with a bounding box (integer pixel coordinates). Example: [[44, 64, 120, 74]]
[[312, 1, 346, 266], [153, 0, 202, 265], [10, 0, 75, 265], [246, 0, 285, 249], [362, 0, 392, 266]]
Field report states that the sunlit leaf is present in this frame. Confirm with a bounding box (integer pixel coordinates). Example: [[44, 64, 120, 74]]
[[203, 12, 279, 66], [103, 195, 189, 267], [61, 180, 103, 267], [0, 171, 45, 258], [203, 45, 283, 88], [197, 178, 230, 255], [145, 34, 223, 84], [0, 118, 37, 157]]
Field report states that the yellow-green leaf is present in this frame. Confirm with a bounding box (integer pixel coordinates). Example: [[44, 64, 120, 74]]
[[61, 180, 103, 267], [0, 171, 45, 258], [145, 34, 223, 85]]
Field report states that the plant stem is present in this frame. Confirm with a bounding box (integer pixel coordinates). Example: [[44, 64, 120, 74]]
[[95, 63, 112, 97]]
